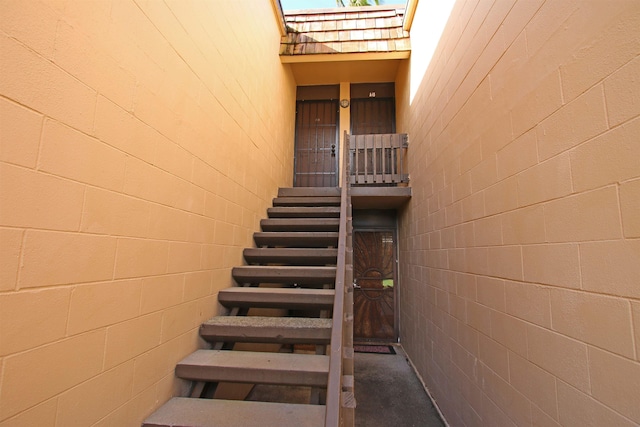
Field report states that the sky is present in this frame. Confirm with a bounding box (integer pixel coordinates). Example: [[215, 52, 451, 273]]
[[280, 0, 343, 10]]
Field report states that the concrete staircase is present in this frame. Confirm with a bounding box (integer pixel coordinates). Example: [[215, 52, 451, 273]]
[[143, 187, 341, 427]]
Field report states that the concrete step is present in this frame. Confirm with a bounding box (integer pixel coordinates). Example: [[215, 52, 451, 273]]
[[243, 248, 338, 265], [200, 316, 332, 344], [254, 232, 339, 248], [176, 350, 330, 387], [218, 287, 334, 309], [260, 218, 340, 232], [233, 266, 336, 286], [142, 397, 325, 427], [267, 206, 340, 218], [273, 196, 341, 207], [278, 187, 341, 198]]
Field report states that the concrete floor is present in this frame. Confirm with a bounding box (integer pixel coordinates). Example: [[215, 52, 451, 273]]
[[247, 344, 445, 426], [355, 346, 445, 427]]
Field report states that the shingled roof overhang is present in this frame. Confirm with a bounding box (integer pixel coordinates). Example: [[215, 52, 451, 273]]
[[277, 3, 413, 85]]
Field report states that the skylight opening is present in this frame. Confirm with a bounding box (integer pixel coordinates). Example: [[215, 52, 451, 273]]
[[280, 0, 386, 11]]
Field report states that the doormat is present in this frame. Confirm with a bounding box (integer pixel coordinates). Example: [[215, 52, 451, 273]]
[[354, 345, 396, 354]]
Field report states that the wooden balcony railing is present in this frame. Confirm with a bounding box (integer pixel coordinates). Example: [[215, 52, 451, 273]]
[[348, 133, 409, 185]]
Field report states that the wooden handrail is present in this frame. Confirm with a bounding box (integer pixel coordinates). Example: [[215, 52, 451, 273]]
[[325, 132, 353, 426]]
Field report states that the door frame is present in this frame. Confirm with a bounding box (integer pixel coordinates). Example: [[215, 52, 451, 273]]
[[294, 85, 340, 187], [352, 210, 400, 343], [293, 99, 340, 187]]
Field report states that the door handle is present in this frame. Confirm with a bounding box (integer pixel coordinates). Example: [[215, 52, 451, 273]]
[[331, 144, 336, 156]]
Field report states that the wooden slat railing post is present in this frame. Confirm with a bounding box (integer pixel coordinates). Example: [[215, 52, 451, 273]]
[[352, 135, 357, 185], [395, 134, 401, 183], [364, 135, 368, 184], [374, 134, 379, 184], [383, 133, 388, 183]]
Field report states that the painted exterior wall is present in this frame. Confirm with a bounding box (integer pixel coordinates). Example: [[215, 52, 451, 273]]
[[0, 1, 295, 425], [397, 0, 640, 425], [3, 0, 640, 425]]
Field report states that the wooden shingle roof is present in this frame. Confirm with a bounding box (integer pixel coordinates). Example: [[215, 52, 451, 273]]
[[280, 5, 410, 56]]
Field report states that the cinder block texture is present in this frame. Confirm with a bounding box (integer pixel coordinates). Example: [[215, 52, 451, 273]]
[[0, 0, 295, 425], [398, 1, 640, 426]]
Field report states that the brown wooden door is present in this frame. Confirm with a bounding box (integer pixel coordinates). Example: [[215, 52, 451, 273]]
[[353, 231, 397, 342], [350, 97, 396, 135], [294, 100, 339, 187], [350, 82, 396, 135]]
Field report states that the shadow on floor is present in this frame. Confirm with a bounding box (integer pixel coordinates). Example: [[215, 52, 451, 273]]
[[355, 345, 445, 427]]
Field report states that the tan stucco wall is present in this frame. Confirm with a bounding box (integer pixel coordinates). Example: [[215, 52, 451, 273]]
[[398, 0, 640, 426], [0, 1, 295, 425]]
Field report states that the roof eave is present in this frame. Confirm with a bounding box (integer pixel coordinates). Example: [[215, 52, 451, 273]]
[[272, 0, 287, 36], [280, 51, 410, 64], [403, 0, 418, 31]]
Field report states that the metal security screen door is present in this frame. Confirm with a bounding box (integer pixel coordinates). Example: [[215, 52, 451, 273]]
[[353, 231, 397, 342], [294, 100, 339, 187]]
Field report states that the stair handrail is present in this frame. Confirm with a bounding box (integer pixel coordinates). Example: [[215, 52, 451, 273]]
[[325, 132, 354, 426]]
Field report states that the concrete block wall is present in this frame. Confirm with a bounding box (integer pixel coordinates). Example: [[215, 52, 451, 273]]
[[0, 1, 295, 425], [397, 0, 640, 425]]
